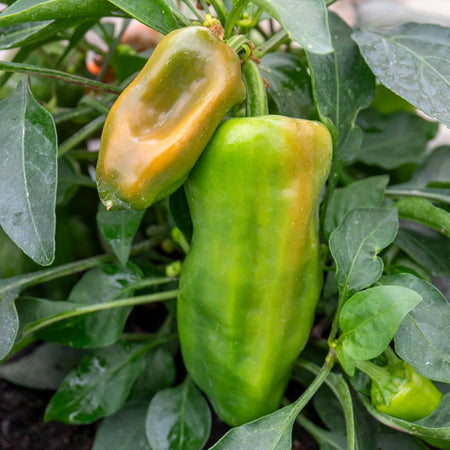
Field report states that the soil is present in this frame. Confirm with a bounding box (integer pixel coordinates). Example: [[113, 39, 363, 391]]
[[0, 379, 96, 450]]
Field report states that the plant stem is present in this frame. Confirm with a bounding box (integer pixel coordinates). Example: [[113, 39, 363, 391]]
[[355, 360, 391, 387], [290, 352, 335, 415], [224, 0, 250, 39], [241, 59, 268, 117], [296, 415, 341, 448], [21, 290, 179, 338], [226, 34, 250, 53], [53, 105, 93, 124], [0, 61, 122, 94], [198, 0, 210, 14], [97, 19, 129, 81], [253, 30, 289, 58], [209, 0, 228, 25], [384, 346, 401, 365], [0, 237, 165, 297], [296, 359, 355, 450], [58, 114, 106, 157], [386, 187, 450, 204], [80, 95, 111, 115], [182, 0, 204, 21]]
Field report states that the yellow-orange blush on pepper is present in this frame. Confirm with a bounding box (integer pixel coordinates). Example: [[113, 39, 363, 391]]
[[96, 26, 245, 210]]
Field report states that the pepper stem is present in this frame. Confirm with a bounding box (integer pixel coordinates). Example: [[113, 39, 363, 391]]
[[241, 59, 268, 117], [384, 346, 401, 365], [355, 360, 391, 387]]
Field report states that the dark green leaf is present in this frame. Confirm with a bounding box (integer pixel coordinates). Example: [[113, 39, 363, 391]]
[[370, 84, 415, 115], [352, 23, 450, 127], [35, 263, 144, 348], [0, 0, 115, 26], [324, 175, 389, 238], [380, 274, 450, 383], [403, 146, 450, 188], [130, 347, 176, 401], [0, 343, 84, 389], [296, 415, 346, 450], [0, 19, 83, 50], [210, 401, 297, 450], [356, 109, 438, 169], [339, 285, 422, 360], [360, 392, 450, 440], [330, 208, 398, 298], [57, 157, 95, 206], [252, 0, 332, 54], [93, 401, 151, 450], [45, 342, 147, 424], [0, 289, 20, 360], [106, 0, 178, 35], [336, 344, 356, 377], [169, 188, 192, 243], [306, 13, 375, 160], [145, 380, 211, 450], [0, 78, 57, 265], [97, 205, 145, 266], [259, 52, 314, 119], [395, 221, 450, 277]]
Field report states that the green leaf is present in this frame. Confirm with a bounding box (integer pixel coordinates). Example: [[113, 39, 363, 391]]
[[259, 52, 314, 119], [352, 23, 450, 127], [145, 380, 211, 450], [45, 342, 147, 424], [339, 285, 422, 361], [0, 20, 51, 48], [93, 401, 151, 450], [395, 221, 450, 277], [0, 19, 83, 50], [33, 263, 144, 348], [356, 109, 438, 169], [97, 205, 145, 266], [106, 0, 178, 35], [405, 146, 450, 188], [330, 208, 398, 298], [306, 12, 375, 160], [395, 197, 450, 238], [0, 78, 57, 265], [0, 0, 115, 26], [57, 157, 95, 206], [210, 402, 298, 450], [380, 274, 450, 383], [0, 343, 84, 389], [169, 188, 192, 243], [360, 392, 450, 441], [324, 175, 389, 238], [336, 344, 356, 377], [130, 347, 176, 401], [296, 415, 347, 450], [0, 289, 20, 360], [252, 0, 332, 54]]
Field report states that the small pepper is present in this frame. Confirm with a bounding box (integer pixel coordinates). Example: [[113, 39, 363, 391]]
[[370, 361, 443, 422], [96, 26, 245, 210]]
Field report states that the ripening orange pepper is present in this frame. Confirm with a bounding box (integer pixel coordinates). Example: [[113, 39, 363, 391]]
[[96, 26, 245, 210]]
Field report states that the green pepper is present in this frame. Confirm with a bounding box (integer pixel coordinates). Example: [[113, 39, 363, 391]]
[[96, 26, 245, 210], [370, 361, 443, 421], [178, 115, 332, 426]]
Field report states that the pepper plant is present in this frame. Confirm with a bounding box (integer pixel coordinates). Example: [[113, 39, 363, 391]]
[[0, 0, 449, 449]]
